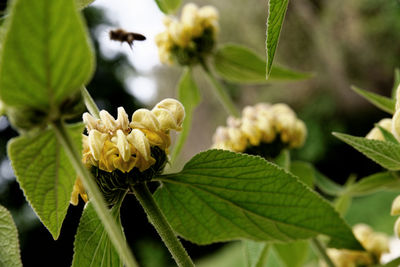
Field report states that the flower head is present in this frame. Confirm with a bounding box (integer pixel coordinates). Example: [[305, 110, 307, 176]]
[[212, 103, 307, 157], [71, 98, 185, 205], [155, 3, 219, 66]]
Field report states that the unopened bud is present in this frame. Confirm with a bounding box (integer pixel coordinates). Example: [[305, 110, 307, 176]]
[[130, 109, 160, 132], [391, 195, 400, 215]]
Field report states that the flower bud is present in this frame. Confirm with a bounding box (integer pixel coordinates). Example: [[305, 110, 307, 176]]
[[99, 110, 117, 132], [391, 195, 400, 215], [366, 118, 392, 141], [154, 98, 185, 128], [116, 107, 130, 131], [70, 178, 88, 206]]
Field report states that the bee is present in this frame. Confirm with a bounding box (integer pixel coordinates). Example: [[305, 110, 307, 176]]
[[109, 28, 146, 49]]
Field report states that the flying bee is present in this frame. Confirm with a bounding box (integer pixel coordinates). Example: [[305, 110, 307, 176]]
[[109, 28, 146, 49]]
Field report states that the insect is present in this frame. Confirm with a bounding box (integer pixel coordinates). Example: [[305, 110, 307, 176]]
[[109, 28, 146, 49]]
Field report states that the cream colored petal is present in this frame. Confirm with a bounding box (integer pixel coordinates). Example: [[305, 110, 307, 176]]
[[353, 224, 373, 245], [152, 107, 179, 131], [241, 118, 261, 146], [88, 129, 108, 161], [198, 6, 219, 21], [130, 108, 160, 131], [392, 110, 400, 141], [181, 3, 199, 30], [242, 106, 257, 120], [271, 103, 295, 116], [212, 126, 229, 144], [226, 116, 241, 128], [154, 98, 185, 127], [116, 107, 129, 131], [391, 195, 400, 216], [127, 129, 151, 161], [116, 130, 130, 162], [99, 110, 117, 131], [83, 112, 100, 132]]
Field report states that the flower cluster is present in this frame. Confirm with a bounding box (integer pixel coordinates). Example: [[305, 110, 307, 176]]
[[212, 103, 307, 155], [70, 98, 185, 205], [155, 3, 219, 65], [325, 224, 389, 267]]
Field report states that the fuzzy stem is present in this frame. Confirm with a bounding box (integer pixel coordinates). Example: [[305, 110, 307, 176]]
[[311, 238, 335, 267], [81, 86, 100, 118], [132, 183, 195, 267], [51, 120, 138, 267], [200, 61, 240, 117]]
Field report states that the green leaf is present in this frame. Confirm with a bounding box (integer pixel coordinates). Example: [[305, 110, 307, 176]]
[[382, 256, 400, 267], [273, 241, 309, 267], [0, 0, 94, 111], [243, 241, 269, 267], [154, 150, 362, 250], [377, 125, 399, 144], [333, 132, 400, 170], [266, 0, 289, 77], [290, 161, 314, 187], [392, 68, 400, 99], [72, 201, 123, 267], [351, 86, 395, 114], [0, 205, 22, 267], [154, 0, 181, 14], [8, 123, 84, 239], [214, 44, 310, 84], [76, 0, 96, 9], [345, 172, 400, 197], [196, 243, 244, 267], [171, 68, 201, 163]]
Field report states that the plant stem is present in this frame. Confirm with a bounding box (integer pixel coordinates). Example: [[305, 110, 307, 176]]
[[51, 120, 138, 267], [311, 238, 335, 267], [131, 183, 195, 267], [81, 86, 100, 118], [200, 60, 240, 117]]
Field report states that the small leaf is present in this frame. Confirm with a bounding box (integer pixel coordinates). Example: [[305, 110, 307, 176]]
[[72, 201, 123, 267], [154, 0, 181, 14], [314, 168, 343, 196], [214, 44, 310, 84], [76, 0, 96, 9], [290, 161, 314, 187], [0, 0, 94, 111], [154, 150, 362, 250], [351, 86, 395, 114], [377, 125, 399, 144], [333, 132, 400, 170], [0, 205, 22, 267], [8, 123, 84, 239], [266, 0, 289, 77], [346, 172, 400, 197], [273, 241, 309, 267], [243, 241, 269, 267], [171, 68, 201, 163], [392, 68, 400, 99]]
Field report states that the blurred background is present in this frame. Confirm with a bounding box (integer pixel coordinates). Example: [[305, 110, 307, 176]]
[[1, 0, 400, 266]]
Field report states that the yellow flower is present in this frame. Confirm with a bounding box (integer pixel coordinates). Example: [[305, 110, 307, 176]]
[[366, 118, 393, 141], [70, 178, 88, 206]]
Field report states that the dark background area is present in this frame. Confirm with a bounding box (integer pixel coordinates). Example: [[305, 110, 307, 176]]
[[1, 0, 400, 266]]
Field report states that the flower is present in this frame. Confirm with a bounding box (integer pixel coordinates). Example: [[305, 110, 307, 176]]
[[212, 103, 307, 154], [71, 98, 185, 205], [155, 3, 219, 65], [325, 224, 389, 267], [365, 118, 393, 141]]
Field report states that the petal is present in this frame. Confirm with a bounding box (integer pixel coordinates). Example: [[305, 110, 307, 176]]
[[130, 108, 160, 132], [127, 129, 151, 161], [99, 110, 117, 131], [83, 112, 100, 131], [88, 129, 108, 161], [391, 195, 400, 216], [154, 98, 185, 127], [152, 107, 179, 131], [116, 130, 131, 161], [116, 107, 130, 131]]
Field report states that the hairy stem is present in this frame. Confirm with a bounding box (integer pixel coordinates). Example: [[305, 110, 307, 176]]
[[81, 86, 100, 118], [311, 238, 335, 267], [132, 183, 195, 267], [52, 120, 138, 267], [200, 61, 240, 117]]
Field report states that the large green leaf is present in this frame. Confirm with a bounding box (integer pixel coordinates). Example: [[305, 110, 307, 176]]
[[171, 68, 201, 163], [0, 0, 94, 110], [154, 150, 362, 249], [154, 0, 181, 14], [214, 44, 310, 84], [333, 132, 400, 170], [314, 168, 343, 196], [266, 0, 289, 77], [72, 201, 123, 267], [351, 86, 395, 114], [345, 172, 400, 197], [290, 161, 314, 187], [8, 123, 83, 239], [0, 205, 22, 267]]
